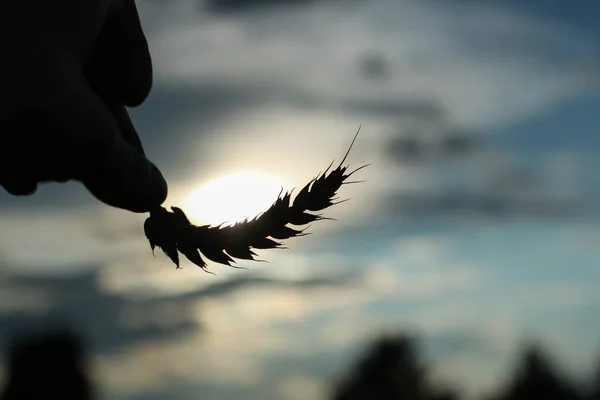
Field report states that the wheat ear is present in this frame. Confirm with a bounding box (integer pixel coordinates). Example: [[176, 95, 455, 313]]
[[143, 126, 369, 273]]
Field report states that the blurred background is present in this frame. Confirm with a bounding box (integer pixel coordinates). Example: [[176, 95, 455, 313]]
[[1, 0, 600, 399]]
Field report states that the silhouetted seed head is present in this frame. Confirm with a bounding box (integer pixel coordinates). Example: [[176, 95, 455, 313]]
[[143, 127, 368, 273]]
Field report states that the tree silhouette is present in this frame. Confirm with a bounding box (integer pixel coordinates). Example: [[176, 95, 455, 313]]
[[489, 343, 582, 400], [589, 353, 600, 400], [331, 334, 457, 400], [0, 328, 93, 400]]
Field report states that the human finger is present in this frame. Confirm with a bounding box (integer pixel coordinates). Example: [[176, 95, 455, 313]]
[[1, 180, 38, 196], [116, 0, 153, 106], [0, 113, 43, 196], [43, 69, 167, 212], [81, 99, 168, 213], [88, 0, 152, 108]]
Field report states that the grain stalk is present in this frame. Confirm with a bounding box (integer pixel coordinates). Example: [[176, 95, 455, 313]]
[[143, 126, 369, 274]]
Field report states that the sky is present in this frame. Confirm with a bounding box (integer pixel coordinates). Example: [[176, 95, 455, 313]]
[[1, 0, 600, 399]]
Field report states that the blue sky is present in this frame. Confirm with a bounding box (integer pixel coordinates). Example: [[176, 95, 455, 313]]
[[0, 0, 599, 399]]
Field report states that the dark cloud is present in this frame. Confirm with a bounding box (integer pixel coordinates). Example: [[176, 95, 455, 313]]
[[193, 273, 353, 297], [385, 126, 480, 165], [0, 269, 198, 355], [380, 110, 593, 220], [341, 98, 444, 120], [438, 129, 479, 158], [386, 135, 427, 163], [202, 0, 314, 14], [358, 52, 391, 82], [0, 264, 350, 357], [385, 189, 586, 219]]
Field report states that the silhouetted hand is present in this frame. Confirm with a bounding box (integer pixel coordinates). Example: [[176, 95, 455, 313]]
[[0, 0, 167, 213]]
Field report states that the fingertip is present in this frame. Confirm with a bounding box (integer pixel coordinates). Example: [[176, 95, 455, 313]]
[[82, 155, 168, 214]]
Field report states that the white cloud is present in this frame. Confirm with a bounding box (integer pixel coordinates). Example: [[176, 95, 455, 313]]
[[0, 285, 53, 312], [278, 375, 326, 400], [392, 235, 451, 266], [141, 0, 597, 129], [0, 208, 144, 272], [98, 254, 232, 298], [93, 348, 174, 397]]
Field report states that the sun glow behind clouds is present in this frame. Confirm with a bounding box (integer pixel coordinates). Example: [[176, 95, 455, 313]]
[[183, 171, 287, 226]]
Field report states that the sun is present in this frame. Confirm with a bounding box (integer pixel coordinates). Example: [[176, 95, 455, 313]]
[[182, 171, 286, 226]]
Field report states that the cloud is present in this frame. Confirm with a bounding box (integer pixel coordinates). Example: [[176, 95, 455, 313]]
[[384, 126, 480, 165], [384, 189, 585, 220], [0, 285, 52, 313], [277, 375, 325, 400], [424, 328, 511, 360], [0, 207, 146, 272], [0, 269, 199, 354], [379, 127, 593, 220], [202, 0, 313, 14], [144, 0, 597, 128]]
